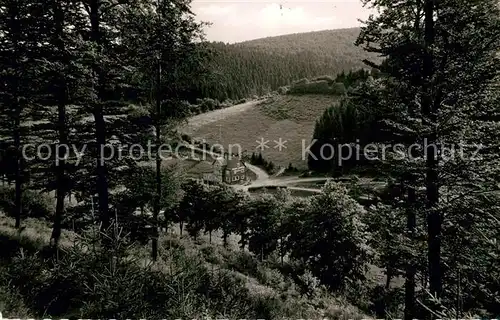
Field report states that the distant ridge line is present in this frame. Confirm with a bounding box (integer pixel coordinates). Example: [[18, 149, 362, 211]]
[[234, 27, 362, 45]]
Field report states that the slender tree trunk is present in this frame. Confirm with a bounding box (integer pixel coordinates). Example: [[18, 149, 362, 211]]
[[422, 0, 442, 304], [404, 4, 423, 317], [89, 0, 110, 232], [280, 236, 284, 265], [240, 226, 246, 250], [50, 0, 69, 254], [385, 265, 392, 289], [10, 3, 22, 229], [404, 181, 417, 320], [222, 230, 228, 247], [179, 221, 183, 236], [152, 55, 162, 261], [14, 112, 22, 229]]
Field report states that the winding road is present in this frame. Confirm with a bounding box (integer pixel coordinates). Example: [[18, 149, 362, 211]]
[[185, 144, 339, 195]]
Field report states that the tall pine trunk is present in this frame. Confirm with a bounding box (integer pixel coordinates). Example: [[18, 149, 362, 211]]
[[404, 181, 417, 320], [89, 0, 110, 232], [422, 0, 442, 305], [13, 105, 22, 229], [10, 3, 22, 229], [152, 55, 162, 261], [50, 0, 68, 252], [405, 5, 423, 318]]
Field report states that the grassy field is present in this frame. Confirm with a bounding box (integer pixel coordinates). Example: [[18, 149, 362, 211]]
[[183, 94, 337, 170]]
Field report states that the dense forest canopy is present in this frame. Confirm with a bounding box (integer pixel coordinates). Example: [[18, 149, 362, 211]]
[[200, 28, 379, 101]]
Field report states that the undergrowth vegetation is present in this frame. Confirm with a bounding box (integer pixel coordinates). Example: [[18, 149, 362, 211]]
[[0, 186, 54, 220], [0, 212, 368, 319]]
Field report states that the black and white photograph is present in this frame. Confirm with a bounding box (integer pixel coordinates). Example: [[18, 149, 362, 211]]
[[0, 0, 499, 319]]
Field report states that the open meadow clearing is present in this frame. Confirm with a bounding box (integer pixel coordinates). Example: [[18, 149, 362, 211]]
[[181, 94, 337, 170]]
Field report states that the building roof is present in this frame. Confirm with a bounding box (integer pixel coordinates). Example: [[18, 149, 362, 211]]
[[226, 158, 243, 169], [212, 156, 246, 169], [213, 157, 226, 166]]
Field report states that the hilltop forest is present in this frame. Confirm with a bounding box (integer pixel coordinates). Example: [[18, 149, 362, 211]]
[[199, 28, 376, 101]]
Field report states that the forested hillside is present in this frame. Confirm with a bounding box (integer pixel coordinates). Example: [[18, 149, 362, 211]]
[[1, 0, 499, 318], [201, 28, 378, 100]]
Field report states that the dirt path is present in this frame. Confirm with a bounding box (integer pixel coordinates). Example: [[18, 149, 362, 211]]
[[244, 163, 270, 183]]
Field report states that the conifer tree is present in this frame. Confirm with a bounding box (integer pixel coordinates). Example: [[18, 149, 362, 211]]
[[120, 0, 208, 260], [356, 0, 500, 315], [0, 0, 43, 228]]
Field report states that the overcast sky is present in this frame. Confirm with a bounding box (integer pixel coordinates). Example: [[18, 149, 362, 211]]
[[191, 0, 373, 43]]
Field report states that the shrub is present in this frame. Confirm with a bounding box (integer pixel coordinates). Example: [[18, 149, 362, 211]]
[[250, 294, 285, 319], [200, 245, 224, 265], [287, 182, 370, 292], [277, 86, 289, 95], [297, 270, 322, 297], [331, 82, 347, 95], [256, 265, 287, 290], [287, 77, 348, 96], [225, 250, 260, 278], [181, 134, 192, 144], [288, 80, 333, 95], [0, 187, 53, 219], [293, 78, 309, 85], [189, 104, 200, 115], [205, 98, 218, 110], [1, 229, 267, 319], [265, 160, 275, 173], [0, 265, 31, 318], [313, 75, 335, 84]]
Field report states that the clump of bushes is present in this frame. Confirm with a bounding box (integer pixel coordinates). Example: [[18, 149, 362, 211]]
[[288, 79, 346, 95], [250, 152, 276, 174], [293, 78, 309, 85], [277, 86, 289, 95], [188, 98, 237, 115], [0, 225, 359, 320], [331, 82, 348, 95], [285, 163, 300, 174], [0, 281, 31, 318], [312, 75, 335, 84], [0, 186, 53, 220], [181, 134, 192, 144], [225, 249, 260, 277], [0, 229, 280, 319], [287, 69, 371, 96], [195, 97, 218, 112]]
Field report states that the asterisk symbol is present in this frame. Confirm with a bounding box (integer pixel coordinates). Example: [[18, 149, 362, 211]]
[[255, 137, 270, 151], [274, 138, 287, 151]]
